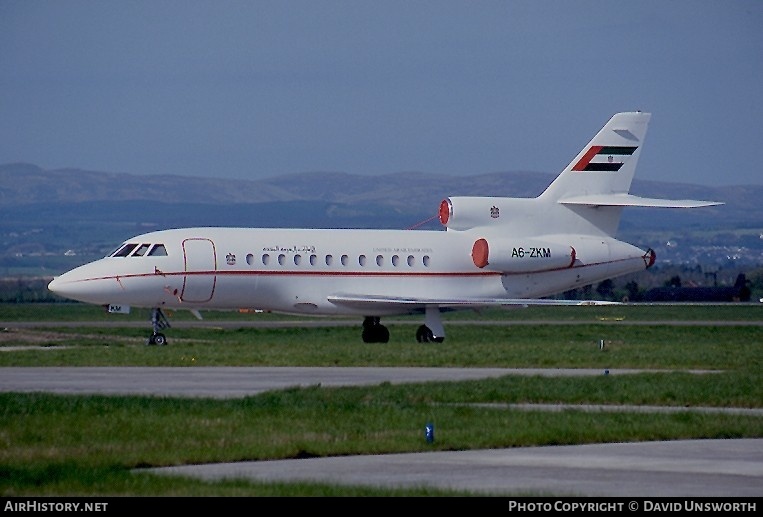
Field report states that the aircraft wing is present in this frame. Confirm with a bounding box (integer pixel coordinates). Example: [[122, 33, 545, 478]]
[[327, 293, 619, 310]]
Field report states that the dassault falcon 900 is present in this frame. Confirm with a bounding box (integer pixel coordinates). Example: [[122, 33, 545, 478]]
[[48, 112, 722, 345]]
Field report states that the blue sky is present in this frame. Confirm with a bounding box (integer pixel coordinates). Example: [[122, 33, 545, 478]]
[[1, 0, 761, 186]]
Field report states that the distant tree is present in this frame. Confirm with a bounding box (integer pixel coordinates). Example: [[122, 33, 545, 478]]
[[0, 277, 59, 303], [734, 274, 752, 302], [596, 279, 615, 300], [562, 288, 580, 300], [666, 275, 682, 288], [625, 280, 640, 301], [748, 267, 763, 300]]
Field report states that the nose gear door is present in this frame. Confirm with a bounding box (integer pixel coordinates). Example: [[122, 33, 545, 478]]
[[181, 238, 217, 303]]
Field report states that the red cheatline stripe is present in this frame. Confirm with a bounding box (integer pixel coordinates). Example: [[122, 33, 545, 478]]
[[572, 145, 602, 171], [66, 256, 645, 285]]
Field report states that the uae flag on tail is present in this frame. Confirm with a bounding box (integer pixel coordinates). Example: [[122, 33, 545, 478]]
[[572, 145, 638, 171]]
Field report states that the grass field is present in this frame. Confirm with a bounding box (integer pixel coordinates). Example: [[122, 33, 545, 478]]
[[0, 302, 761, 496]]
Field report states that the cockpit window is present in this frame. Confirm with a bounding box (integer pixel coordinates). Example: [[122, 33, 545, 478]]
[[110, 242, 167, 257], [132, 244, 151, 257], [112, 243, 138, 257], [148, 244, 168, 256]]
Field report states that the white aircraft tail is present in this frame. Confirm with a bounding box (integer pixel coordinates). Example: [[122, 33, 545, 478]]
[[536, 111, 721, 236], [439, 112, 721, 237], [539, 111, 650, 204]]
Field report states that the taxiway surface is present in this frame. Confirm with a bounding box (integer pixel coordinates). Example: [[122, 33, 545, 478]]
[[2, 365, 760, 497]]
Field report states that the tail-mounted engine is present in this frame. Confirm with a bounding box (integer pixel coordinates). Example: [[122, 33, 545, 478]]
[[470, 237, 576, 273], [439, 197, 578, 273], [439, 197, 511, 231]]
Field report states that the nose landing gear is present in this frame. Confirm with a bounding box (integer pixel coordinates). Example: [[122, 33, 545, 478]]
[[146, 307, 171, 346]]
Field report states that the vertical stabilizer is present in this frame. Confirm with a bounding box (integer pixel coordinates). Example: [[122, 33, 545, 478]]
[[537, 112, 651, 236], [540, 111, 650, 203]]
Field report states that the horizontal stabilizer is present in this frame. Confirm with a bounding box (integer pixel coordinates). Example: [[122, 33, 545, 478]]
[[559, 193, 723, 208]]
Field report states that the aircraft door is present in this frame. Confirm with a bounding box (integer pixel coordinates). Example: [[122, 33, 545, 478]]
[[180, 238, 217, 303]]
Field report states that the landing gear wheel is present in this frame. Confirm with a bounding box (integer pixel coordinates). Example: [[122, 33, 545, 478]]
[[362, 326, 389, 343], [416, 325, 432, 343], [416, 325, 444, 343], [375, 325, 390, 343], [361, 316, 390, 343], [146, 333, 167, 346]]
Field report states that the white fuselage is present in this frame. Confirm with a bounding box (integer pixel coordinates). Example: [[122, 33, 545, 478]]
[[48, 226, 650, 316]]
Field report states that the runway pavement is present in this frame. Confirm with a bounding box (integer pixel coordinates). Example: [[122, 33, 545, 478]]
[[0, 365, 726, 398], [2, 365, 761, 496], [145, 438, 763, 497]]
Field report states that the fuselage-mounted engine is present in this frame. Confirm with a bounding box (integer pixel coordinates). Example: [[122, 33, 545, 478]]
[[470, 237, 576, 273]]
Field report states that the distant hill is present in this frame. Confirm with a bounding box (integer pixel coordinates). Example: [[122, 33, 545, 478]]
[[1, 160, 759, 233], [1, 162, 757, 221], [0, 162, 556, 208], [1, 162, 761, 276]]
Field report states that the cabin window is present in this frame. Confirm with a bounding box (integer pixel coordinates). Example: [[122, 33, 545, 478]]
[[376, 255, 384, 266], [392, 255, 400, 267], [147, 244, 168, 257], [246, 253, 254, 266], [294, 254, 302, 265], [262, 254, 270, 265], [407, 255, 415, 267], [310, 254, 317, 266], [325, 255, 333, 266], [278, 254, 286, 266], [341, 254, 349, 266], [358, 255, 367, 266], [132, 244, 151, 257], [113, 243, 138, 257], [423, 255, 431, 267]]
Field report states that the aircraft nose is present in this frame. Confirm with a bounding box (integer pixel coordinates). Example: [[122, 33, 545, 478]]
[[47, 268, 103, 303], [48, 275, 75, 298], [47, 261, 135, 305]]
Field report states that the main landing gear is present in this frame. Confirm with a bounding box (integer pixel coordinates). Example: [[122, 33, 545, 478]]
[[146, 307, 171, 346], [362, 306, 446, 343], [361, 316, 390, 343]]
